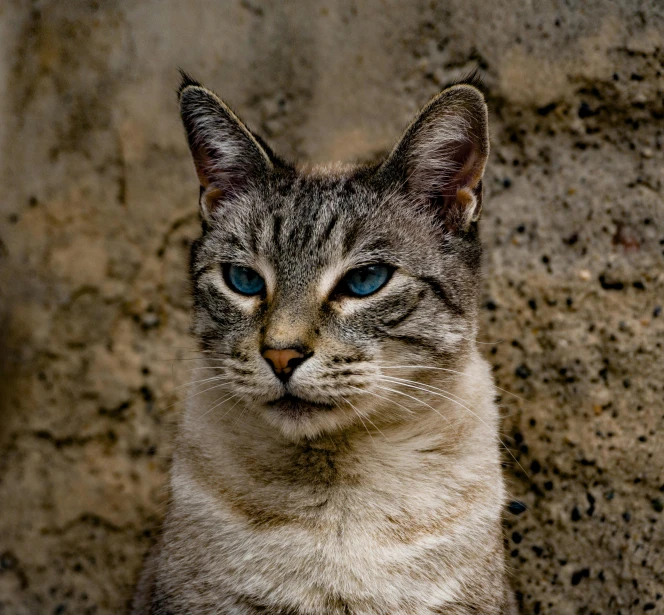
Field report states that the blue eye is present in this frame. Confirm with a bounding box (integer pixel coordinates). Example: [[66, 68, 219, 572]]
[[343, 265, 392, 297], [225, 264, 265, 296]]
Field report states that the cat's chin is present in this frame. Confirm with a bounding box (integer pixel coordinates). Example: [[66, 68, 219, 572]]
[[261, 393, 353, 440], [267, 393, 334, 416]]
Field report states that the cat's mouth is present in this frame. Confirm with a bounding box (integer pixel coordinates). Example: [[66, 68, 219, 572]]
[[267, 393, 334, 416]]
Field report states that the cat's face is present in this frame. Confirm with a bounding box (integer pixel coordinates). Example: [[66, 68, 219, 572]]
[[180, 74, 489, 439]]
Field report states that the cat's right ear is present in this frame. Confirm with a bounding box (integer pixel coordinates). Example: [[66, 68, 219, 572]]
[[178, 72, 273, 222]]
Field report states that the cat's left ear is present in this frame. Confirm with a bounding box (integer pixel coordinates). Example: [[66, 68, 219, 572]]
[[376, 84, 489, 231], [178, 72, 273, 221]]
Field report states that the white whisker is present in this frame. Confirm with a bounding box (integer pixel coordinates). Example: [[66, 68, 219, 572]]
[[342, 395, 390, 442], [169, 374, 234, 393], [163, 381, 232, 410], [373, 384, 452, 427], [339, 397, 383, 444], [194, 393, 239, 423], [376, 363, 526, 402], [348, 385, 414, 415], [231, 406, 248, 429], [376, 376, 528, 477], [378, 374, 473, 410]]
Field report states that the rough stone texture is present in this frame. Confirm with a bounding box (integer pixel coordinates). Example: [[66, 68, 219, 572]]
[[1, 1, 663, 613]]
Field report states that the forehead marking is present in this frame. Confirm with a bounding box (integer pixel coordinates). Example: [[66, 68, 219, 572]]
[[272, 212, 283, 249], [323, 214, 338, 239], [341, 220, 362, 258]]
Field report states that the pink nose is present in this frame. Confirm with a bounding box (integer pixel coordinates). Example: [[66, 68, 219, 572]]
[[262, 348, 306, 381]]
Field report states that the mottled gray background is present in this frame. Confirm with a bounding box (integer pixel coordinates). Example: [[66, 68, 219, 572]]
[[0, 1, 663, 613]]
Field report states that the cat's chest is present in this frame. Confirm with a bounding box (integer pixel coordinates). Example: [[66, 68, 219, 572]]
[[164, 422, 503, 614], [175, 463, 473, 610]]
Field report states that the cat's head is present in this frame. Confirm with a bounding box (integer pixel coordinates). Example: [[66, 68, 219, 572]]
[[179, 73, 489, 440]]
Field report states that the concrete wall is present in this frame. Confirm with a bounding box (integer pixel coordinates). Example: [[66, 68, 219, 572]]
[[0, 1, 662, 612]]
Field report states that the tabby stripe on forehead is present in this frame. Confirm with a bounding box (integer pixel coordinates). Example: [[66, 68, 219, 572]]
[[226, 235, 245, 251], [301, 222, 315, 249], [284, 221, 314, 251], [272, 213, 283, 248], [323, 214, 338, 240], [341, 221, 361, 257], [420, 276, 464, 316]]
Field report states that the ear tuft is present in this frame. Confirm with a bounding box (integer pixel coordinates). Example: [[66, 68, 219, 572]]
[[377, 84, 489, 231], [178, 77, 273, 222], [176, 69, 203, 100], [455, 67, 484, 90]]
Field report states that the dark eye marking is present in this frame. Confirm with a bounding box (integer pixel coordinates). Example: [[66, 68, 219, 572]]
[[419, 276, 464, 316], [380, 290, 425, 327], [333, 264, 394, 298], [223, 264, 266, 296], [381, 333, 442, 356]]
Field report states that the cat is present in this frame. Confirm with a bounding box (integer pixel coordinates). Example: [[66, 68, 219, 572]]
[[132, 71, 517, 615]]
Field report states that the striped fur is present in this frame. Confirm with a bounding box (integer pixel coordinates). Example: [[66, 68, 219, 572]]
[[133, 74, 516, 614]]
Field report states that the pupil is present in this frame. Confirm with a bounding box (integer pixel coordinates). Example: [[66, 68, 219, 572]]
[[245, 271, 259, 287]]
